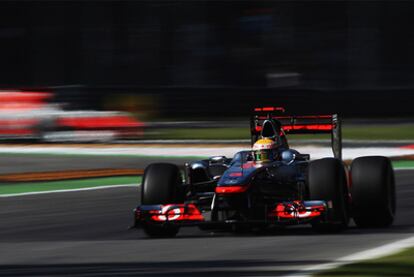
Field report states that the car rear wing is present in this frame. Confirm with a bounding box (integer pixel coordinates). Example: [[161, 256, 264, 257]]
[[250, 107, 342, 160]]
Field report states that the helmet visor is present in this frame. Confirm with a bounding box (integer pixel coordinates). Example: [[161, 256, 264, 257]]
[[254, 150, 271, 162]]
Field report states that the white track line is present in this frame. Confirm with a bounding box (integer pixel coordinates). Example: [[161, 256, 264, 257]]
[[0, 167, 412, 197], [286, 235, 414, 277], [0, 183, 140, 198], [0, 145, 414, 160], [394, 167, 414, 171]]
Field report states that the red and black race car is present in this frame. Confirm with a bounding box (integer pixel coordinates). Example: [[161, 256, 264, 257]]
[[132, 107, 396, 237]]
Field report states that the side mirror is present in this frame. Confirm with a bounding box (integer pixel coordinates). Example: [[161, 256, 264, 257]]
[[209, 156, 227, 163], [212, 175, 222, 180], [281, 150, 296, 165]]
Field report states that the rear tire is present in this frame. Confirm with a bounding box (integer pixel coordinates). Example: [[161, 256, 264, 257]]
[[351, 156, 395, 228], [141, 163, 183, 237], [308, 158, 349, 232]]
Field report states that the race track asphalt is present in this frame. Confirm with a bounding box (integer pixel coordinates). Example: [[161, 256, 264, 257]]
[[0, 167, 413, 276], [0, 155, 192, 174]]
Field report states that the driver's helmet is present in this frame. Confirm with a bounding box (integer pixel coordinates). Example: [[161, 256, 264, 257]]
[[252, 138, 278, 163]]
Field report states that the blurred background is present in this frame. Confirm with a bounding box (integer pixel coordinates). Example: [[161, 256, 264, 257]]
[[0, 1, 413, 142]]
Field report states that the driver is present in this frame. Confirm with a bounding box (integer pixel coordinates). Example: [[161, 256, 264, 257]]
[[252, 138, 281, 163]]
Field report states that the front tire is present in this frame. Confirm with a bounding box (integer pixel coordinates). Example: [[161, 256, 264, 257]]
[[308, 158, 349, 232], [141, 163, 183, 237], [351, 156, 396, 228]]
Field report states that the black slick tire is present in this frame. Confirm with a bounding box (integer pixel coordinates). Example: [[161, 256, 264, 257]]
[[141, 163, 183, 237], [351, 156, 396, 228], [308, 158, 349, 232]]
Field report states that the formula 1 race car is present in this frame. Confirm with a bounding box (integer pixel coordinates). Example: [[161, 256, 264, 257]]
[[132, 107, 396, 237]]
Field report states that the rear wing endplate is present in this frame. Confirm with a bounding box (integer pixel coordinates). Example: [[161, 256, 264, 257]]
[[250, 108, 342, 160]]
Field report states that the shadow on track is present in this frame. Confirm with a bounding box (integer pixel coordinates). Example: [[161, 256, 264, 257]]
[[2, 223, 413, 243], [130, 223, 414, 241], [0, 259, 326, 277]]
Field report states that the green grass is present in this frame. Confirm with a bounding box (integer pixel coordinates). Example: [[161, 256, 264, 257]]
[[0, 152, 207, 159], [146, 124, 414, 140], [0, 176, 141, 195], [315, 247, 414, 277], [392, 160, 414, 169], [342, 124, 414, 140], [148, 127, 250, 140]]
